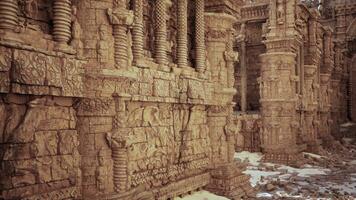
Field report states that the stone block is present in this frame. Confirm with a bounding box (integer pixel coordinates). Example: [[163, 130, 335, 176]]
[[3, 144, 33, 160], [153, 79, 170, 97], [59, 130, 79, 155], [38, 119, 69, 131], [140, 83, 153, 96], [36, 157, 53, 183], [34, 131, 58, 156]]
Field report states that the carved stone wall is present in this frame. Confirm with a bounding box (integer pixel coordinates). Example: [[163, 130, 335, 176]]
[[0, 95, 80, 200]]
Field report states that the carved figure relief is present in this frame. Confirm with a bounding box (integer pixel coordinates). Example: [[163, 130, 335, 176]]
[[70, 6, 83, 57], [96, 149, 109, 193], [97, 25, 109, 63], [276, 0, 285, 25]]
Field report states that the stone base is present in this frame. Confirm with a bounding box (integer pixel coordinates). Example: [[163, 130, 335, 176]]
[[154, 172, 211, 200], [262, 152, 304, 166], [0, 30, 22, 43], [54, 42, 76, 54], [205, 162, 255, 199], [306, 139, 322, 154]]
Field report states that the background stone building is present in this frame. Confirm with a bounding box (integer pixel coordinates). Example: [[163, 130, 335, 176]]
[[0, 0, 355, 199]]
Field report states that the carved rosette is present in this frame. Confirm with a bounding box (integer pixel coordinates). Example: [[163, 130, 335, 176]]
[[0, 0, 19, 31], [155, 0, 172, 65], [107, 8, 134, 70], [177, 0, 188, 68], [195, 0, 205, 73], [53, 0, 72, 45], [132, 0, 144, 65]]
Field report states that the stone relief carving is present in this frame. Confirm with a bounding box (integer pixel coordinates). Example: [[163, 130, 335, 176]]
[[276, 0, 285, 25]]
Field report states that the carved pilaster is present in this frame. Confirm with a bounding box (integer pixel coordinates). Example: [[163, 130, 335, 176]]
[[177, 0, 188, 68], [195, 0, 205, 73], [155, 0, 172, 66], [0, 0, 19, 31], [132, 0, 145, 66], [107, 93, 131, 193], [53, 0, 72, 46], [224, 30, 238, 88], [107, 7, 134, 70], [237, 23, 247, 113]]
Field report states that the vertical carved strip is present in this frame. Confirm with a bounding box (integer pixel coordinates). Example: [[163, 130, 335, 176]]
[[132, 0, 144, 65], [53, 0, 72, 45], [0, 0, 18, 31], [113, 25, 129, 69], [112, 147, 128, 192], [195, 0, 205, 73], [155, 0, 171, 65], [177, 0, 188, 68], [240, 40, 247, 113]]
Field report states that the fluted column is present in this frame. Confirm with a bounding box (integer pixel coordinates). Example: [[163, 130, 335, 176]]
[[107, 8, 134, 70], [155, 0, 172, 66], [53, 0, 72, 46], [0, 0, 19, 31], [195, 0, 205, 73], [132, 0, 145, 66], [177, 0, 188, 68]]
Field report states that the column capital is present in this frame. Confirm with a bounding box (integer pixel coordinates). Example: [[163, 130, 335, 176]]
[[160, 0, 172, 7], [107, 8, 134, 26]]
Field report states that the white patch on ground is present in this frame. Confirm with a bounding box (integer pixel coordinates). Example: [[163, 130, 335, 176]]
[[349, 160, 356, 165], [303, 152, 324, 159], [256, 192, 273, 198], [174, 191, 230, 200], [234, 151, 263, 166], [340, 122, 356, 127], [276, 165, 330, 177], [243, 169, 281, 186]]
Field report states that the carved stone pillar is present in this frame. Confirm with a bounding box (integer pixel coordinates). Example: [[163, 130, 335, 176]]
[[224, 30, 238, 89], [177, 0, 188, 68], [195, 0, 205, 73], [260, 52, 300, 164], [259, 0, 303, 164], [155, 0, 172, 66], [303, 65, 320, 152], [107, 93, 131, 193], [0, 0, 19, 31], [107, 8, 134, 70], [237, 24, 247, 113], [132, 0, 145, 66], [319, 73, 332, 141], [53, 0, 72, 47]]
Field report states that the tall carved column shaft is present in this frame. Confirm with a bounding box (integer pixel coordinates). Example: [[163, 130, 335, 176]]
[[53, 0, 72, 45], [109, 95, 131, 193], [155, 0, 172, 65], [259, 0, 301, 164], [132, 0, 144, 65], [195, 0, 205, 72], [107, 8, 134, 70], [177, 0, 188, 68], [0, 0, 18, 31], [114, 25, 128, 68], [240, 40, 247, 113], [260, 53, 299, 163]]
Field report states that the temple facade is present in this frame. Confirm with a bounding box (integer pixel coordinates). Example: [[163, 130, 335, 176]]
[[0, 0, 355, 199]]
